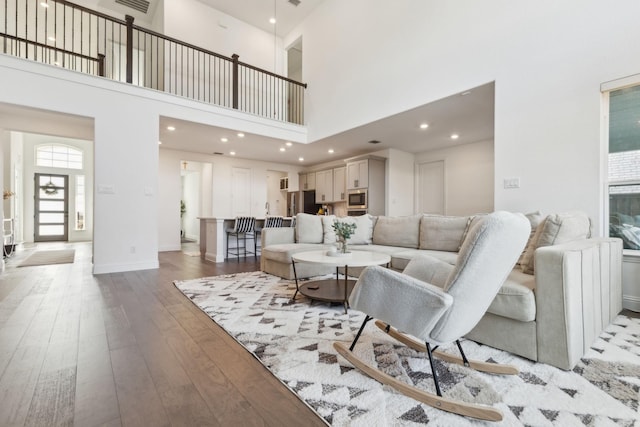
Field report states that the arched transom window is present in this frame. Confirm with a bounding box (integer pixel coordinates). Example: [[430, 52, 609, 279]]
[[36, 144, 83, 169]]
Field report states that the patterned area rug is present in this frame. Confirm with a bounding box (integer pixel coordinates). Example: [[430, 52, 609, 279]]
[[174, 272, 640, 426]]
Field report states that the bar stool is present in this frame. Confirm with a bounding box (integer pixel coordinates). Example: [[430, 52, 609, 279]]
[[255, 216, 284, 255], [226, 216, 256, 261]]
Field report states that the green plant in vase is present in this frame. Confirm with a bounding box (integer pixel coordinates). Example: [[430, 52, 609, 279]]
[[332, 220, 357, 253]]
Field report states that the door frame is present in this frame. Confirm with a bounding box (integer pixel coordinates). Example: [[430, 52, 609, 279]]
[[34, 173, 69, 242]]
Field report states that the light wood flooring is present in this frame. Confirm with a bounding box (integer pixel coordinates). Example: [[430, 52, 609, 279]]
[[0, 242, 327, 426]]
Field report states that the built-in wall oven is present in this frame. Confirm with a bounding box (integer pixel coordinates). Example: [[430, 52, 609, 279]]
[[347, 189, 367, 212]]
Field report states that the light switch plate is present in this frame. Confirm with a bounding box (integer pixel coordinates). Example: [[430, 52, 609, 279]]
[[503, 178, 520, 189]]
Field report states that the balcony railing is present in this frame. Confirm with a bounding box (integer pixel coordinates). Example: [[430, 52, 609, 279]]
[[0, 0, 306, 125]]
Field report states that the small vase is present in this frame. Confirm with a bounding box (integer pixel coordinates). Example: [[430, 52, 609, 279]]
[[339, 238, 348, 254]]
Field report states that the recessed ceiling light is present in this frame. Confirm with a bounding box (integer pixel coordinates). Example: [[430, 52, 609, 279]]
[[269, 17, 276, 24], [279, 147, 286, 152], [167, 126, 176, 131], [221, 137, 228, 142], [285, 142, 293, 147], [230, 151, 236, 155], [237, 132, 245, 138], [158, 141, 162, 145], [420, 123, 429, 129], [47, 36, 55, 42], [450, 134, 460, 140], [298, 157, 304, 162], [328, 149, 334, 154], [461, 91, 472, 96]]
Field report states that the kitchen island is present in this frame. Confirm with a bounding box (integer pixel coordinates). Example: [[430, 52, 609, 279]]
[[198, 217, 293, 262]]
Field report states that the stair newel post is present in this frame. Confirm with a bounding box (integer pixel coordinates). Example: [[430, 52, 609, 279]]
[[98, 54, 106, 77], [125, 15, 134, 84], [232, 53, 239, 109]]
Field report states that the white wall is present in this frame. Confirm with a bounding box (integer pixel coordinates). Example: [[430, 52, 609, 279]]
[[286, 0, 640, 234], [0, 54, 305, 272], [163, 0, 284, 74], [385, 149, 415, 216], [20, 132, 94, 243], [414, 140, 494, 216]]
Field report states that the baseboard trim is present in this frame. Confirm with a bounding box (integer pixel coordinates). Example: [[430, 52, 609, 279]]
[[159, 244, 181, 252], [622, 294, 640, 313], [93, 260, 159, 275]]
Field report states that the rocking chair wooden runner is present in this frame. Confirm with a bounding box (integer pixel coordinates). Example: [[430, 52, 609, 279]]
[[334, 211, 530, 421]]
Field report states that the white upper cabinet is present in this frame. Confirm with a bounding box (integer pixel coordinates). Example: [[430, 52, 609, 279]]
[[346, 159, 368, 189]]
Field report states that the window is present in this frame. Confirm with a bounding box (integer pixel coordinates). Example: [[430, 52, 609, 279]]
[[75, 175, 86, 231], [608, 84, 640, 251], [36, 144, 83, 169]]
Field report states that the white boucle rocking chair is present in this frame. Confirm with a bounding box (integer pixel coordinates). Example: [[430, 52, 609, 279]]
[[334, 211, 530, 421]]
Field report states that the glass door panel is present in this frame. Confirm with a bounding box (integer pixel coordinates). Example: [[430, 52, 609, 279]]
[[34, 173, 68, 242]]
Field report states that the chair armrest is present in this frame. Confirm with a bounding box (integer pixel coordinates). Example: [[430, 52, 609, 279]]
[[261, 227, 295, 247], [350, 265, 453, 343], [402, 255, 455, 289], [534, 238, 622, 370]]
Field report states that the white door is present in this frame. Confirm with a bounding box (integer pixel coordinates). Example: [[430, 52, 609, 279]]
[[231, 167, 251, 216], [417, 160, 445, 214]]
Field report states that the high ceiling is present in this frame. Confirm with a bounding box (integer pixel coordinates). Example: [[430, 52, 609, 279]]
[[157, 82, 495, 166]]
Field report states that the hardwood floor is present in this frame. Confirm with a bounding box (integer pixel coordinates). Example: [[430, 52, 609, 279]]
[[0, 242, 327, 427]]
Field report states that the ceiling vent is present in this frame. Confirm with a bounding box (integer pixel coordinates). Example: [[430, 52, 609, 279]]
[[115, 0, 150, 14], [368, 140, 381, 144], [288, 0, 301, 6]]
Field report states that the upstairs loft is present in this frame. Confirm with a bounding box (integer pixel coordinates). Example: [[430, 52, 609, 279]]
[[0, 0, 307, 125]]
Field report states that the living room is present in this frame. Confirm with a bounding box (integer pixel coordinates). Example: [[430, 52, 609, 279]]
[[0, 0, 639, 425]]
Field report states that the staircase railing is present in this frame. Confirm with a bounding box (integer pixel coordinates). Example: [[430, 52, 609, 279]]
[[0, 0, 306, 125]]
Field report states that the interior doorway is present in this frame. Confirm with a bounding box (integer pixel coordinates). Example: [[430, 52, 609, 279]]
[[34, 173, 69, 242], [417, 160, 445, 214]]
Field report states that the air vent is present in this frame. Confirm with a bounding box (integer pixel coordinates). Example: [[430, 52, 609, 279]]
[[115, 0, 150, 14], [213, 152, 224, 155], [288, 0, 301, 6], [368, 140, 381, 144]]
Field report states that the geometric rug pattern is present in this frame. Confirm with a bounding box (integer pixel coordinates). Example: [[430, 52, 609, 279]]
[[174, 271, 640, 426]]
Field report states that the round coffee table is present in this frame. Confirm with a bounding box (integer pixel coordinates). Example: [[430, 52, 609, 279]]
[[291, 250, 391, 313]]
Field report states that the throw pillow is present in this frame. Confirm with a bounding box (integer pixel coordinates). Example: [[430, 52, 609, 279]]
[[295, 213, 324, 244], [372, 215, 421, 248], [334, 214, 374, 245], [420, 214, 471, 252], [321, 215, 337, 243], [516, 211, 545, 267], [521, 211, 591, 275]]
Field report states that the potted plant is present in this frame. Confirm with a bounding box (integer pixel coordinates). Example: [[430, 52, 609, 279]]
[[332, 220, 357, 254]]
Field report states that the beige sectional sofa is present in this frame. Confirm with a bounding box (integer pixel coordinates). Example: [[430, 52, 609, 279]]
[[260, 212, 623, 370]]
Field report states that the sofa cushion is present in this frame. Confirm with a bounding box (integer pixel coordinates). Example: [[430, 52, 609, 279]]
[[486, 269, 536, 322], [335, 214, 374, 245], [419, 215, 470, 252], [391, 249, 458, 271], [521, 211, 591, 274], [262, 243, 326, 264], [372, 215, 421, 248], [321, 215, 338, 244], [295, 213, 323, 244]]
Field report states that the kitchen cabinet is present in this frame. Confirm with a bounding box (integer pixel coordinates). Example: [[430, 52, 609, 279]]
[[300, 172, 316, 191], [333, 167, 346, 202], [346, 159, 369, 189], [315, 170, 334, 203]]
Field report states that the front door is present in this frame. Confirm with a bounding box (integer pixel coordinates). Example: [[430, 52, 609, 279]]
[[34, 173, 69, 242]]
